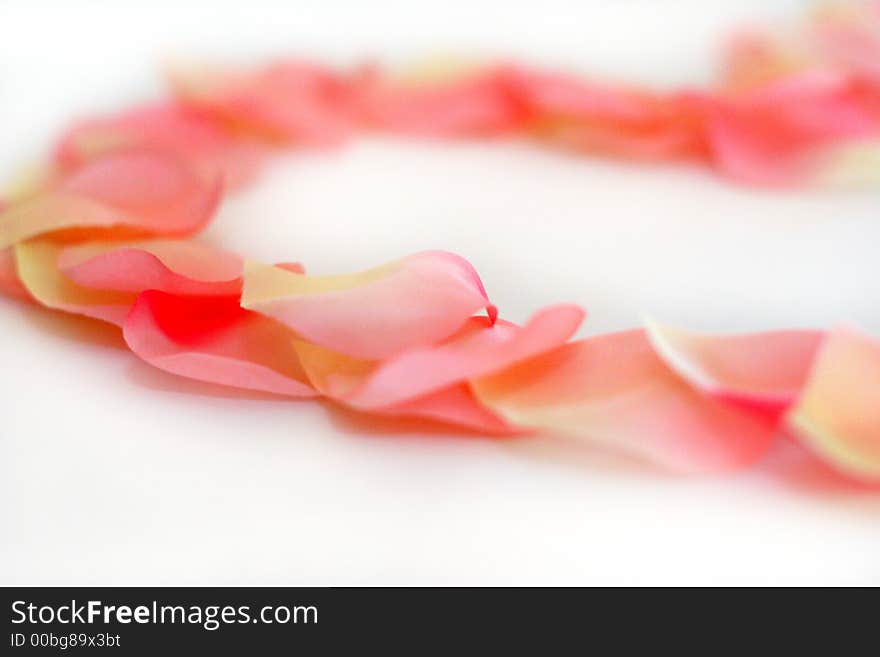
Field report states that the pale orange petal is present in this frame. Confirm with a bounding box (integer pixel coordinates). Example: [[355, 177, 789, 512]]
[[14, 240, 134, 325], [786, 327, 880, 481]]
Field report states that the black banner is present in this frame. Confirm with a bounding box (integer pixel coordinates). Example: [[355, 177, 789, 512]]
[[0, 587, 866, 653]]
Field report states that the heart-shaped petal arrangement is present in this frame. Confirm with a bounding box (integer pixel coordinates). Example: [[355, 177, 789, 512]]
[[2, 3, 879, 483]]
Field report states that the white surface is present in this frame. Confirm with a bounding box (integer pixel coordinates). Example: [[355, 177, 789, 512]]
[[2, 0, 879, 585]]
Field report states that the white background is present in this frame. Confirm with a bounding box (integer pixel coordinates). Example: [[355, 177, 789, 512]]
[[2, 0, 879, 585]]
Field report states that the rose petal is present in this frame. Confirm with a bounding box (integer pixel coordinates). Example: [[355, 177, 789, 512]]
[[15, 240, 135, 325], [743, 71, 878, 137], [720, 5, 880, 90], [0, 247, 32, 301], [337, 304, 584, 408], [700, 101, 815, 185], [54, 103, 267, 188], [378, 383, 516, 433], [1, 195, 129, 251], [289, 305, 581, 432], [697, 72, 880, 185], [510, 68, 662, 122], [170, 60, 365, 145], [292, 339, 514, 433], [14, 238, 244, 324], [58, 239, 243, 297], [365, 67, 527, 136], [0, 151, 221, 249], [810, 4, 880, 84], [241, 251, 495, 359], [508, 68, 705, 160], [472, 329, 776, 473], [58, 149, 223, 231], [645, 319, 823, 416], [123, 290, 316, 397], [722, 27, 818, 92], [786, 326, 880, 482]]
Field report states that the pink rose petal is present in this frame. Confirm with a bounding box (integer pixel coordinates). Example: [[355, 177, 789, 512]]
[[339, 304, 584, 408], [378, 383, 516, 434], [288, 305, 582, 432], [0, 151, 221, 249], [0, 247, 32, 301], [170, 60, 366, 145], [292, 338, 516, 433], [58, 239, 243, 297], [58, 149, 223, 233], [508, 68, 705, 160], [124, 290, 316, 397], [15, 240, 135, 325], [646, 320, 824, 417], [810, 4, 880, 84], [14, 238, 245, 324], [242, 251, 496, 359], [472, 329, 776, 473], [54, 103, 267, 188], [364, 67, 528, 137], [697, 71, 880, 185]]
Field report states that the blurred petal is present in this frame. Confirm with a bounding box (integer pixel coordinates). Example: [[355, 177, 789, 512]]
[[809, 3, 880, 84], [124, 290, 316, 397], [719, 4, 880, 90], [0, 151, 221, 248], [54, 103, 267, 188], [508, 68, 705, 160], [58, 239, 243, 296], [721, 28, 817, 92], [472, 329, 776, 473], [698, 72, 880, 185], [646, 320, 823, 416], [15, 240, 134, 325], [700, 101, 813, 185], [170, 60, 365, 145], [787, 327, 880, 481], [1, 194, 130, 251], [0, 247, 32, 301], [743, 71, 879, 137], [511, 68, 661, 121], [242, 251, 495, 359], [57, 149, 223, 232], [365, 66, 527, 136], [275, 262, 306, 274]]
